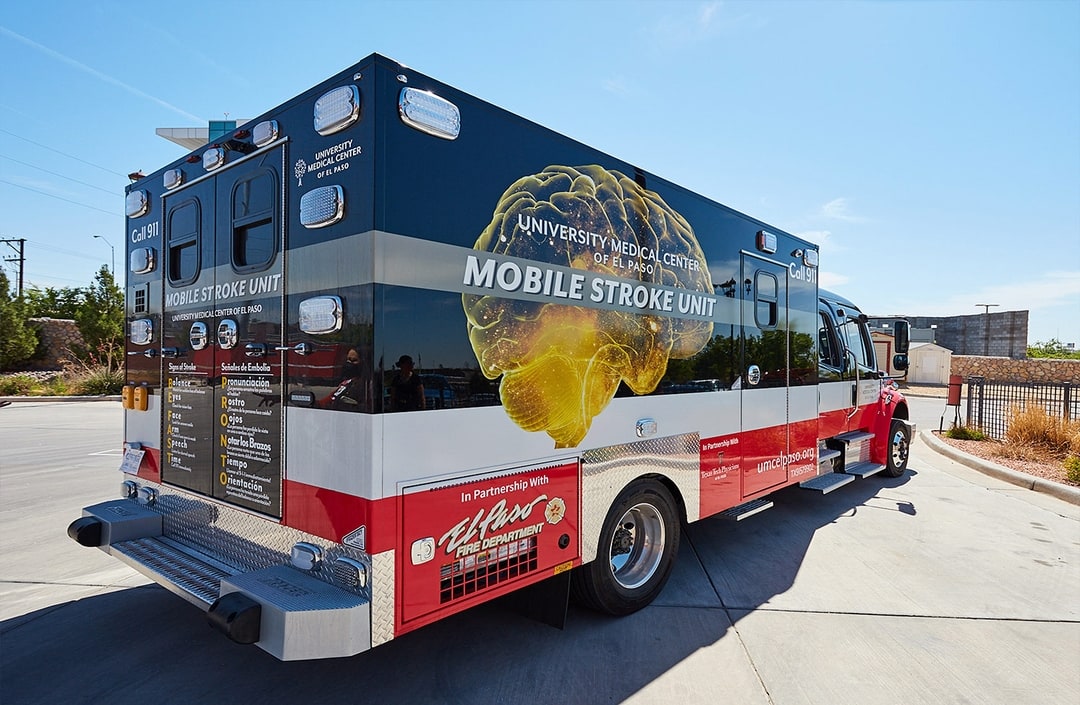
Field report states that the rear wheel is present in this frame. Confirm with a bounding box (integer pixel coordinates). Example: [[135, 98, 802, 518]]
[[882, 419, 910, 477], [571, 479, 679, 615]]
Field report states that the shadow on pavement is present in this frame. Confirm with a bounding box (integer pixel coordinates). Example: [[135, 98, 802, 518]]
[[1, 473, 913, 705]]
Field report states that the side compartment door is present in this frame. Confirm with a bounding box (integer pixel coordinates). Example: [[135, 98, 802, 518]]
[[740, 255, 790, 496]]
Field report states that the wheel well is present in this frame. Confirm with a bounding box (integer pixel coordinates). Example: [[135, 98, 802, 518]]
[[638, 472, 688, 525], [893, 401, 909, 421]]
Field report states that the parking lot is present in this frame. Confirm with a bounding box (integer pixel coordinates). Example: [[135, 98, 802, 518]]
[[2, 400, 1078, 704]]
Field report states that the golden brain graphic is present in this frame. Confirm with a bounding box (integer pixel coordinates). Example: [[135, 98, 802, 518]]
[[463, 165, 714, 448]]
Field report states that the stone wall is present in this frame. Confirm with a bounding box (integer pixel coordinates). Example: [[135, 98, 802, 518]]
[[27, 318, 85, 370], [951, 355, 1080, 384]]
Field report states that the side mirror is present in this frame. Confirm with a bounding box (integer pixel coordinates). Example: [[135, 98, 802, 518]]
[[894, 320, 910, 354], [892, 353, 909, 372]]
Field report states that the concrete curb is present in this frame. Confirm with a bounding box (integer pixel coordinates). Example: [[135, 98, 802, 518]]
[[0, 396, 121, 403], [920, 430, 1080, 506]]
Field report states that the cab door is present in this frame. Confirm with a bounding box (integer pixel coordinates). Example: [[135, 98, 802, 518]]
[[740, 254, 790, 495], [160, 147, 286, 517]]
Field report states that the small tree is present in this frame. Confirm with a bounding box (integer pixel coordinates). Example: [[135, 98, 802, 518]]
[[0, 270, 38, 370], [24, 285, 83, 320], [1028, 339, 1080, 360], [74, 266, 124, 372]]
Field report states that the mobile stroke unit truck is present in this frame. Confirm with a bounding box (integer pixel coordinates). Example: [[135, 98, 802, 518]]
[[68, 54, 914, 661]]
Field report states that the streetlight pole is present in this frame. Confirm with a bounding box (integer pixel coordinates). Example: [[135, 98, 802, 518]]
[[975, 303, 999, 356], [93, 234, 115, 277]]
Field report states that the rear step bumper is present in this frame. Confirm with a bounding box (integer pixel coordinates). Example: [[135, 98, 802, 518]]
[[69, 498, 372, 660]]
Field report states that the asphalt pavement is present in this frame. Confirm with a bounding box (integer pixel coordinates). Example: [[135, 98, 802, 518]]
[[1, 400, 1077, 705]]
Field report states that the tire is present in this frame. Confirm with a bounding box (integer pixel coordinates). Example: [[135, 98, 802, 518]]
[[571, 479, 680, 616], [882, 419, 910, 477]]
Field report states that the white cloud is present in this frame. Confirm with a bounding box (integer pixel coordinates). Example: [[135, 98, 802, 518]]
[[601, 75, 635, 97], [819, 197, 865, 223], [896, 271, 1080, 318], [649, 1, 754, 47], [795, 229, 844, 253], [819, 271, 850, 288]]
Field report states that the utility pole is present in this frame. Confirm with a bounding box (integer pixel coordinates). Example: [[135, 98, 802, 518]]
[[1, 238, 26, 298], [93, 234, 116, 276]]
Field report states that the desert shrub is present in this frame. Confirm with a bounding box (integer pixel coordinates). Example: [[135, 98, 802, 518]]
[[946, 426, 986, 441], [1005, 406, 1080, 456], [72, 366, 124, 395]]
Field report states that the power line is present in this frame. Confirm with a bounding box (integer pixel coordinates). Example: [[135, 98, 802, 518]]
[[0, 178, 121, 218], [0, 127, 127, 177], [0, 153, 119, 195], [22, 238, 104, 261]]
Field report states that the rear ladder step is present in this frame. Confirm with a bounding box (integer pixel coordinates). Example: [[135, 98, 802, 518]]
[[800, 472, 856, 494], [719, 498, 774, 521], [844, 462, 886, 479], [111, 536, 234, 609]]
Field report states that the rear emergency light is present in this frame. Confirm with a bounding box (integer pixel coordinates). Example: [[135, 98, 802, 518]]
[[314, 85, 360, 136], [130, 247, 156, 275], [129, 319, 153, 345], [756, 230, 777, 254], [298, 296, 343, 334], [163, 168, 184, 190], [299, 186, 344, 228], [125, 190, 149, 218], [804, 249, 819, 267], [203, 147, 226, 171], [399, 87, 460, 140], [252, 120, 279, 147]]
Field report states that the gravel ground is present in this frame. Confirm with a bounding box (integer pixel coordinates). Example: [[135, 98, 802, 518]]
[[936, 435, 1078, 487]]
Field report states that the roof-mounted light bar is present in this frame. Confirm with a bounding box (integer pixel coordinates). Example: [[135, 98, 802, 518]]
[[314, 86, 360, 136], [399, 87, 460, 140]]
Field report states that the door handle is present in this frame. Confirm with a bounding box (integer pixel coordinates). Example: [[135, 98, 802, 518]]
[[160, 347, 182, 358], [245, 343, 267, 357], [274, 342, 314, 356]]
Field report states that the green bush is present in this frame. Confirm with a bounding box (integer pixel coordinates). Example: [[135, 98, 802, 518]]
[[946, 426, 986, 441], [73, 366, 124, 395], [1065, 456, 1080, 484], [0, 374, 38, 395]]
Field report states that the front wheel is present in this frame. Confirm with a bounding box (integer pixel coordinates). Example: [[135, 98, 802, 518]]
[[571, 479, 680, 616], [882, 419, 911, 477]]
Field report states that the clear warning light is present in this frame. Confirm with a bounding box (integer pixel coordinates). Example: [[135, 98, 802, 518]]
[[125, 190, 149, 218], [299, 296, 343, 335], [129, 318, 153, 345], [299, 185, 344, 228], [252, 120, 279, 147], [314, 85, 360, 136], [399, 87, 460, 140]]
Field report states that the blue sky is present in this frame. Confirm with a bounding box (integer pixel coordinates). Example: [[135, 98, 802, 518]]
[[2, 0, 1077, 345]]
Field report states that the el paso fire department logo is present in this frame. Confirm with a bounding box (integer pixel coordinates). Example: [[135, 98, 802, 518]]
[[436, 494, 565, 560]]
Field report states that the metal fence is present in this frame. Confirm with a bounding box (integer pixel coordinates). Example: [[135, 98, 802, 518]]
[[965, 377, 1077, 440]]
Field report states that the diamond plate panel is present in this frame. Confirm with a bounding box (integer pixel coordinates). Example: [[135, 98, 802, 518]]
[[370, 550, 396, 646], [580, 433, 699, 564], [131, 481, 371, 600]]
